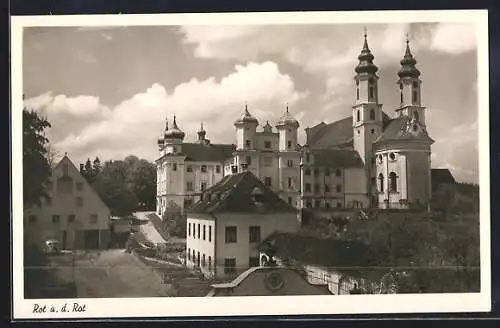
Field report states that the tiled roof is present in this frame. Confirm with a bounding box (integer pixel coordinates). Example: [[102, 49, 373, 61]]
[[187, 171, 297, 214], [259, 232, 374, 269], [174, 143, 235, 163], [374, 116, 434, 144], [431, 169, 456, 190], [306, 112, 392, 149], [311, 149, 364, 168]]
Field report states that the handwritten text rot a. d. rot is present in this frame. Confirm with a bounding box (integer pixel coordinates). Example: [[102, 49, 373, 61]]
[[33, 302, 87, 314]]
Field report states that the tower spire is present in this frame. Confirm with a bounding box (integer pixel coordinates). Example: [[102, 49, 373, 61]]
[[398, 34, 420, 79], [355, 28, 378, 75]]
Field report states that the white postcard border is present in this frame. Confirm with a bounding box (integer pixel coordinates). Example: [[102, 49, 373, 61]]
[[11, 10, 491, 319]]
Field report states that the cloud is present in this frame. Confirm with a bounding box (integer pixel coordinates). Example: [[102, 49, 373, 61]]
[[429, 23, 477, 54], [26, 61, 305, 165]]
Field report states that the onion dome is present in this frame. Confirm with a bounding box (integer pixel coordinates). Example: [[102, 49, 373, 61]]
[[197, 122, 206, 140], [234, 104, 259, 126], [263, 120, 273, 133], [164, 115, 185, 140], [398, 38, 421, 79], [276, 105, 299, 128], [355, 30, 378, 75]]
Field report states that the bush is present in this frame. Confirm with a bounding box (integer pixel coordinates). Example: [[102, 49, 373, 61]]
[[24, 244, 50, 298]]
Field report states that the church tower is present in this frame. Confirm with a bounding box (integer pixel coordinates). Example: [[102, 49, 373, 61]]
[[234, 104, 259, 173], [395, 37, 426, 126], [352, 30, 384, 207], [276, 105, 300, 207]]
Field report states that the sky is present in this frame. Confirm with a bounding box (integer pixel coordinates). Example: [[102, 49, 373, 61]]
[[22, 22, 479, 183]]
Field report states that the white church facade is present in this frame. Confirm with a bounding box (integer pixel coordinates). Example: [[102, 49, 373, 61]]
[[155, 33, 435, 216]]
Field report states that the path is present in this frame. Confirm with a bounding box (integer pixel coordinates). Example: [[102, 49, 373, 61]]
[[49, 249, 169, 298], [134, 211, 167, 246]]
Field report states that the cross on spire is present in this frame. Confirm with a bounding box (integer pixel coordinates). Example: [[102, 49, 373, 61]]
[[363, 26, 367, 39]]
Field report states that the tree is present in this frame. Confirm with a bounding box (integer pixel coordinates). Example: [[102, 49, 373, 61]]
[[130, 159, 157, 210], [23, 108, 52, 209], [93, 157, 102, 176]]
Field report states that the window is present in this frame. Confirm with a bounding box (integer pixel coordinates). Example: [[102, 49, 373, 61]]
[[202, 254, 206, 267], [201, 182, 207, 191], [201, 165, 207, 173], [356, 87, 359, 100], [371, 129, 375, 134], [76, 197, 83, 207], [325, 185, 330, 192], [400, 91, 404, 104], [287, 140, 292, 149], [246, 139, 251, 148], [76, 182, 83, 191], [216, 165, 221, 173], [90, 214, 98, 223], [225, 226, 237, 243], [288, 197, 293, 205], [188, 223, 191, 237], [208, 256, 212, 271], [192, 250, 196, 263], [306, 200, 312, 208], [249, 226, 261, 243], [314, 184, 320, 193], [52, 215, 60, 224], [414, 111, 419, 121], [264, 141, 271, 149], [371, 177, 376, 186], [325, 169, 330, 177], [187, 165, 193, 172], [172, 146, 177, 153], [246, 156, 252, 166], [287, 160, 293, 168], [305, 183, 311, 192], [335, 169, 341, 177], [263, 156, 272, 167], [197, 252, 201, 267], [249, 257, 260, 267], [369, 87, 374, 100], [197, 224, 201, 239], [412, 81, 419, 88], [186, 181, 194, 192], [209, 226, 212, 242], [305, 168, 311, 176], [336, 185, 342, 193], [356, 110, 360, 122], [314, 200, 321, 208], [184, 198, 193, 209], [288, 177, 292, 188], [412, 90, 418, 103], [389, 153, 396, 161], [187, 248, 191, 261], [224, 258, 236, 275], [389, 172, 398, 192], [203, 225, 206, 240], [28, 215, 37, 224], [306, 153, 310, 162], [264, 177, 272, 187], [325, 202, 331, 209], [370, 109, 375, 120], [378, 173, 384, 192], [173, 163, 177, 171], [68, 215, 75, 224]]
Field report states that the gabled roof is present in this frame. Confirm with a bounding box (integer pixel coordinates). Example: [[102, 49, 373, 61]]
[[259, 231, 373, 269], [431, 169, 456, 188], [306, 112, 392, 149], [310, 149, 364, 168], [375, 116, 434, 144], [179, 143, 236, 163], [187, 170, 297, 214]]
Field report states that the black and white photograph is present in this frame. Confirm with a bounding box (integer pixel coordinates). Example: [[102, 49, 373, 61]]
[[11, 10, 490, 319]]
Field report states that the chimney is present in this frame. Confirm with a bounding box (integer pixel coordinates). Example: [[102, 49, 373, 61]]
[[231, 165, 238, 174]]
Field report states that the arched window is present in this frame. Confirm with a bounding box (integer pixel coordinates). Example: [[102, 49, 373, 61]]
[[389, 172, 397, 192], [413, 111, 419, 121], [369, 109, 375, 120], [356, 110, 360, 122], [378, 173, 384, 192], [400, 91, 403, 104], [356, 88, 359, 100]]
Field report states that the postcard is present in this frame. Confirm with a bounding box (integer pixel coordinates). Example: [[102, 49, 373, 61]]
[[11, 9, 490, 319]]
